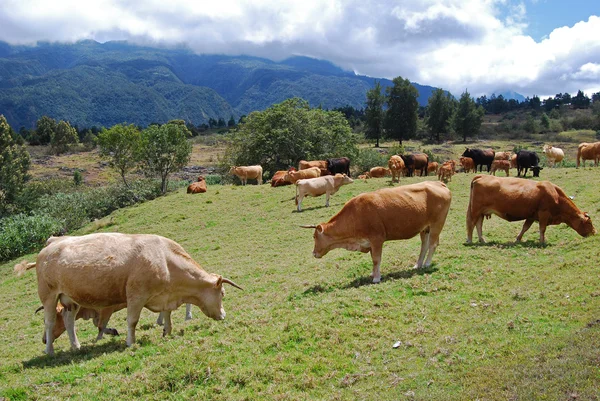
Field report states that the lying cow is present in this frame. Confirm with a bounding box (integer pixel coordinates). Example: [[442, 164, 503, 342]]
[[295, 174, 354, 212], [576, 141, 600, 168], [230, 165, 263, 185], [271, 168, 295, 187], [301, 181, 451, 283], [388, 155, 405, 183], [542, 145, 564, 168], [284, 167, 321, 184], [466, 175, 596, 243], [368, 167, 391, 178], [490, 160, 510, 176], [516, 150, 542, 177], [187, 176, 207, 194], [15, 233, 242, 355]]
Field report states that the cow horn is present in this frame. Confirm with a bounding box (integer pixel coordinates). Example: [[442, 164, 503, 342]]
[[222, 278, 244, 290], [299, 224, 318, 228], [35, 305, 44, 314]]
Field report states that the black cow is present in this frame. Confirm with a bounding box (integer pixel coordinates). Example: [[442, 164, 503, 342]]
[[462, 148, 495, 172], [517, 150, 543, 177], [400, 153, 429, 177], [326, 157, 351, 176]]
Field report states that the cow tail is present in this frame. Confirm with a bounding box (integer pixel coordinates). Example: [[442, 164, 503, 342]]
[[14, 261, 36, 277], [576, 146, 582, 168], [295, 185, 299, 205]]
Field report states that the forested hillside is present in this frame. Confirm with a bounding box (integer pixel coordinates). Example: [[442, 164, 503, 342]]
[[0, 40, 441, 129]]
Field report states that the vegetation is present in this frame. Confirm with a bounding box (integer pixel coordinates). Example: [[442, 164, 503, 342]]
[[426, 88, 456, 142], [385, 76, 419, 145], [452, 90, 485, 142], [364, 81, 385, 147], [0, 115, 30, 216], [50, 120, 79, 155], [98, 123, 142, 187]]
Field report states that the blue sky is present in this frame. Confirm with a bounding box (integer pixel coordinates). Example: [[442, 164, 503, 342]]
[[0, 0, 598, 98]]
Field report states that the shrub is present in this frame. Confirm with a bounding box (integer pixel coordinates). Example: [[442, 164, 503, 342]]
[[73, 170, 83, 186], [354, 148, 389, 174], [0, 213, 62, 261], [204, 175, 222, 186]]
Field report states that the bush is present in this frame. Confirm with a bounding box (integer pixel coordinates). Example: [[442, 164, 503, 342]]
[[354, 148, 389, 174], [204, 175, 222, 185], [0, 213, 63, 261]]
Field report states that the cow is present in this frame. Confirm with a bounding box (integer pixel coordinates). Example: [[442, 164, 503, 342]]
[[229, 165, 263, 185], [460, 157, 475, 173], [427, 162, 439, 176], [299, 160, 328, 171], [466, 175, 596, 243], [400, 153, 429, 177], [388, 155, 405, 183], [358, 174, 369, 180], [368, 167, 391, 178], [284, 167, 321, 184], [300, 181, 451, 283], [14, 233, 243, 355], [462, 148, 495, 172], [438, 162, 454, 183], [187, 176, 207, 194], [510, 153, 518, 169], [490, 160, 510, 176], [542, 145, 564, 168], [326, 157, 351, 176], [271, 168, 296, 187], [576, 141, 600, 168], [494, 151, 511, 160], [295, 174, 354, 212], [516, 150, 543, 177]]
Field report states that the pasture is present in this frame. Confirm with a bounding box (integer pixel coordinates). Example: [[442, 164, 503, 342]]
[[1, 166, 600, 400]]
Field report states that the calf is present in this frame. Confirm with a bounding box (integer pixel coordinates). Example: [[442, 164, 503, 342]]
[[295, 174, 354, 212], [438, 162, 454, 183], [490, 160, 510, 176], [427, 162, 439, 176], [516, 150, 542, 177], [460, 157, 475, 173], [388, 155, 405, 183]]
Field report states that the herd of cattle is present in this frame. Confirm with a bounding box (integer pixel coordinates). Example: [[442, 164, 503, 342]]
[[14, 141, 600, 356]]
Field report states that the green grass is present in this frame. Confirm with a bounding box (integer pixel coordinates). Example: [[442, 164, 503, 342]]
[[2, 164, 600, 400]]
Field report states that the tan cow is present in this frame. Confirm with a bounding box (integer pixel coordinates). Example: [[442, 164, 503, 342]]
[[368, 167, 391, 178], [388, 155, 405, 183], [576, 142, 600, 168], [542, 145, 564, 167], [230, 165, 263, 185], [490, 160, 510, 176], [284, 167, 321, 184], [299, 160, 328, 171], [494, 151, 511, 160], [187, 176, 207, 193], [438, 162, 453, 183], [295, 174, 354, 212], [15, 233, 242, 355], [301, 181, 451, 283], [460, 157, 475, 173], [510, 153, 518, 169], [427, 162, 439, 176], [271, 168, 296, 187], [466, 175, 596, 243]]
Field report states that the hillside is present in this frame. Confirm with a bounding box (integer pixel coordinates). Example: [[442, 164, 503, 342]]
[[0, 40, 442, 129]]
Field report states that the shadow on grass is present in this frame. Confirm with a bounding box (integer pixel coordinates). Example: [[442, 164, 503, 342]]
[[463, 240, 550, 249], [342, 265, 438, 289], [292, 203, 342, 213], [23, 340, 127, 369]]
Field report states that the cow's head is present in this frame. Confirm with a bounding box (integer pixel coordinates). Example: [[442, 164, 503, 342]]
[[229, 166, 237, 174], [196, 275, 243, 321], [462, 148, 471, 157], [39, 305, 68, 344], [340, 174, 354, 185], [300, 224, 334, 258], [532, 166, 543, 177], [576, 212, 596, 237]]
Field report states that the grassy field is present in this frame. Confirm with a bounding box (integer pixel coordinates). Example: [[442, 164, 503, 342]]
[[1, 164, 600, 400]]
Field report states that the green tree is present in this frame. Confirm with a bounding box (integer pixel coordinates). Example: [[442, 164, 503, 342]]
[[223, 98, 357, 177], [50, 121, 79, 154], [34, 116, 57, 146], [139, 122, 192, 194], [228, 115, 236, 127], [452, 90, 485, 142], [426, 88, 455, 142], [98, 123, 142, 187], [385, 76, 419, 145], [364, 81, 385, 147], [0, 115, 31, 216], [540, 113, 550, 130]]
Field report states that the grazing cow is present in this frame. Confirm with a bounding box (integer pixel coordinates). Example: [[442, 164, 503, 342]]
[[271, 168, 296, 187], [187, 176, 207, 194], [494, 151, 511, 160], [230, 165, 263, 185], [388, 155, 406, 183], [438, 162, 454, 183], [284, 167, 321, 184], [466, 175, 596, 243], [542, 145, 564, 167], [400, 153, 429, 177], [295, 174, 354, 212], [15, 233, 243, 355], [427, 162, 439, 176], [299, 160, 328, 171], [462, 148, 495, 172], [326, 157, 351, 176], [510, 153, 518, 169], [490, 160, 510, 176], [576, 141, 600, 168], [301, 181, 451, 283], [368, 167, 391, 178], [460, 157, 475, 173], [516, 150, 543, 177]]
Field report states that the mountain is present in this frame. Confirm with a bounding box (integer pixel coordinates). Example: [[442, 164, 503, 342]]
[[0, 40, 443, 129], [495, 90, 526, 102]]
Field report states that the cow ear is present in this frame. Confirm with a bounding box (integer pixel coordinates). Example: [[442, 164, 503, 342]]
[[584, 212, 590, 218], [316, 224, 324, 234]]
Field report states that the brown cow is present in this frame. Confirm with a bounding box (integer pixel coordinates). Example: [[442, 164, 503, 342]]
[[466, 175, 596, 243], [438, 162, 454, 183], [301, 181, 451, 283], [490, 160, 510, 176], [230, 165, 263, 185], [460, 157, 475, 173], [388, 155, 405, 183], [187, 176, 207, 193], [427, 162, 439, 176], [576, 141, 600, 168], [494, 151, 511, 160], [271, 168, 296, 187], [299, 160, 328, 171], [284, 167, 321, 184], [368, 167, 391, 178]]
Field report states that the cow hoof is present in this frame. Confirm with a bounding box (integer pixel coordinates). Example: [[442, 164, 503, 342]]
[[71, 342, 81, 351], [107, 328, 119, 336], [372, 277, 381, 284]]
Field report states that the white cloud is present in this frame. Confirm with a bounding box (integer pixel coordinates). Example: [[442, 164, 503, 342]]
[[0, 0, 598, 98]]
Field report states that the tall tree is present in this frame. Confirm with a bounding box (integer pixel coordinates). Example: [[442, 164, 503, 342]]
[[50, 120, 79, 155], [452, 90, 485, 143], [0, 115, 31, 216], [97, 123, 142, 187], [364, 81, 385, 147], [426, 88, 455, 142], [385, 76, 419, 145], [33, 116, 57, 146], [572, 90, 590, 109]]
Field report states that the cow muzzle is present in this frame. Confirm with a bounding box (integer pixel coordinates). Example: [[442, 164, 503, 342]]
[[312, 251, 322, 259]]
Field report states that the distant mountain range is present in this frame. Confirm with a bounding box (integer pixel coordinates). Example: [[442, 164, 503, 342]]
[[0, 40, 445, 129], [494, 90, 527, 102]]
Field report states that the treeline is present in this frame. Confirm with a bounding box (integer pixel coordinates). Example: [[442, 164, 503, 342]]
[[476, 90, 600, 114]]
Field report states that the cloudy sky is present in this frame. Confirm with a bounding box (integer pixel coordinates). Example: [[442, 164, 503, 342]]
[[0, 0, 598, 98]]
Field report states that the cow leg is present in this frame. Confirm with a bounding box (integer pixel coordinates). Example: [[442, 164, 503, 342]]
[[475, 215, 485, 243], [43, 297, 59, 355], [516, 218, 534, 242], [370, 242, 383, 283], [96, 309, 116, 340], [185, 303, 193, 321], [424, 231, 441, 267], [297, 192, 304, 212], [125, 302, 145, 347], [156, 312, 165, 326], [414, 230, 430, 269], [325, 192, 330, 207], [162, 311, 172, 337], [62, 305, 81, 351]]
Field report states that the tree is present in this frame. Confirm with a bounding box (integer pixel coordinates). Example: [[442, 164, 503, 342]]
[[572, 90, 590, 109], [452, 90, 485, 142], [364, 81, 385, 147], [34, 116, 57, 146], [50, 120, 79, 155], [385, 76, 419, 145], [97, 123, 142, 187], [426, 88, 455, 142], [0, 115, 31, 216], [540, 113, 550, 130], [228, 115, 236, 127], [222, 98, 358, 177], [139, 122, 192, 194]]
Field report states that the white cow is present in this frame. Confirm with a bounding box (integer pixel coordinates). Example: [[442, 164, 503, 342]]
[[542, 145, 564, 167], [295, 174, 354, 212]]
